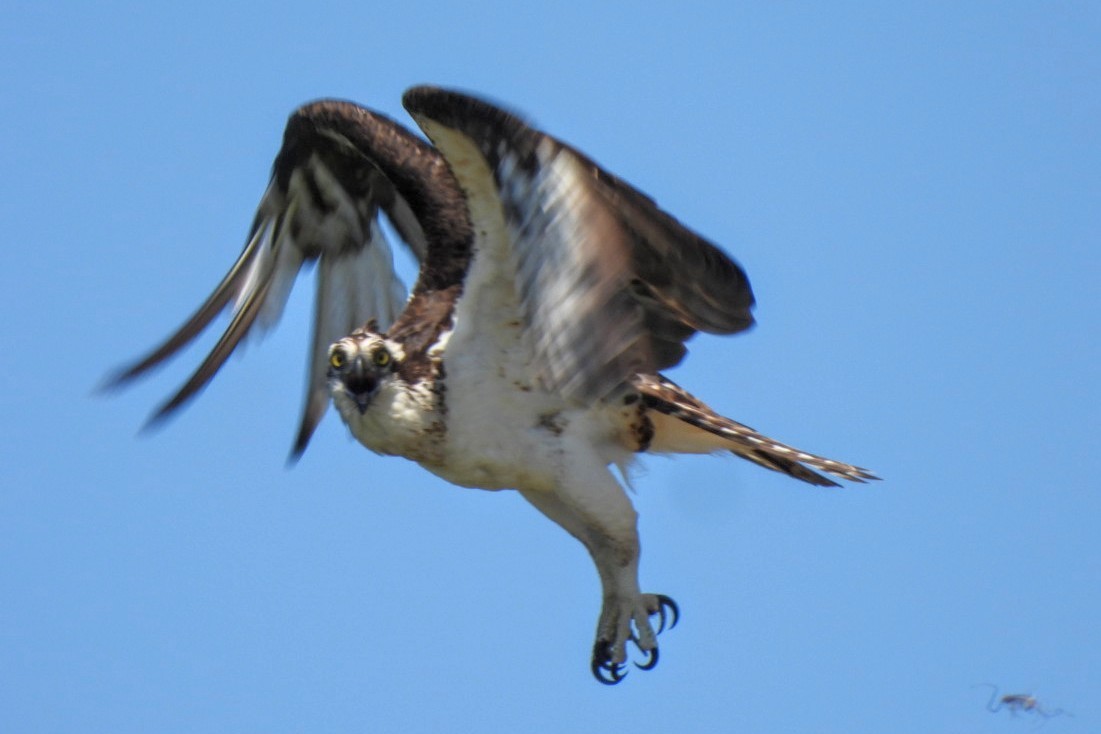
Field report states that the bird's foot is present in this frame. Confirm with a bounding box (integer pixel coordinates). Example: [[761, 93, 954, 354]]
[[590, 593, 679, 685]]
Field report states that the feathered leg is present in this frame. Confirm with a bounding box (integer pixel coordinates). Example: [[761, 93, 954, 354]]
[[518, 438, 676, 684]]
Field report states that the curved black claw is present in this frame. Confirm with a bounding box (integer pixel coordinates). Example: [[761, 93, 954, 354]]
[[654, 594, 680, 634], [634, 645, 659, 671], [591, 640, 627, 685]]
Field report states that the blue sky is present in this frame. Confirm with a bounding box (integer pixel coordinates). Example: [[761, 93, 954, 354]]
[[3, 2, 1098, 732]]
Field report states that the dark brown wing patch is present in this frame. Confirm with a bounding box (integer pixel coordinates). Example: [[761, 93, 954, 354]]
[[106, 100, 472, 457], [404, 86, 755, 405]]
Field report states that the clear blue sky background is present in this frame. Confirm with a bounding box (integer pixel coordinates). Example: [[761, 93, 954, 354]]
[[3, 2, 1097, 732]]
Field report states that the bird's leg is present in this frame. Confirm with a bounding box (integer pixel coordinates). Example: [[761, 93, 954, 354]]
[[518, 449, 677, 684]]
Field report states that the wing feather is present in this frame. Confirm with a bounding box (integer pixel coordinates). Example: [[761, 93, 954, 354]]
[[404, 87, 756, 404], [104, 212, 272, 386], [149, 258, 277, 422], [106, 101, 437, 453], [293, 220, 406, 456]]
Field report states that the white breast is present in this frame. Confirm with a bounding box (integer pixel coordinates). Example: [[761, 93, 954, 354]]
[[341, 123, 637, 492], [336, 378, 445, 465]]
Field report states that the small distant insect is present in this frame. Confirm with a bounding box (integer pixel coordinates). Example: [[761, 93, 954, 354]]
[[974, 684, 1072, 720]]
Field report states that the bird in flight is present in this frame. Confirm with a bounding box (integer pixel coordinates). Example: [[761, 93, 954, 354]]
[[107, 86, 878, 684]]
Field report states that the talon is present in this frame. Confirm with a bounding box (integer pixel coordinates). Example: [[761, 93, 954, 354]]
[[654, 594, 680, 633], [634, 645, 659, 671], [592, 660, 626, 685], [591, 640, 627, 685]]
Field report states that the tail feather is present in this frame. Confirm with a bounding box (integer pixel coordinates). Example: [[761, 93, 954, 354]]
[[634, 374, 879, 486]]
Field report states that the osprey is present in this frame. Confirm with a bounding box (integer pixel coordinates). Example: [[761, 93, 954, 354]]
[[107, 86, 877, 684]]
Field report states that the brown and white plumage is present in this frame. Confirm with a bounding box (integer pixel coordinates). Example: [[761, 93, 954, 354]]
[[103, 101, 467, 456], [405, 88, 755, 405], [634, 374, 875, 486], [108, 86, 878, 684]]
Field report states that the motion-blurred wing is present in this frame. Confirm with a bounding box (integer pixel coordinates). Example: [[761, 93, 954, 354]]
[[106, 101, 435, 455], [404, 87, 755, 404]]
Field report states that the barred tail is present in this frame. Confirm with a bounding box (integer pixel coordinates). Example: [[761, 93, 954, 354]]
[[634, 374, 879, 487]]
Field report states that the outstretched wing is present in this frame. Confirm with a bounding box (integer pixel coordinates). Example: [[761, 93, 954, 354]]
[[105, 101, 440, 456], [404, 86, 755, 405]]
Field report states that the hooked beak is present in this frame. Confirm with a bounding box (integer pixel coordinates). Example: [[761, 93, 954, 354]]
[[341, 356, 377, 414]]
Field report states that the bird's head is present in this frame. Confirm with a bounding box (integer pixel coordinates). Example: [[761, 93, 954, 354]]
[[327, 328, 404, 416]]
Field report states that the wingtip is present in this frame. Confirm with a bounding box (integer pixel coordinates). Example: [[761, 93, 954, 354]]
[[95, 368, 133, 396], [96, 356, 156, 396], [285, 448, 304, 468], [138, 374, 211, 435], [287, 415, 318, 466], [138, 401, 177, 436], [286, 436, 308, 467]]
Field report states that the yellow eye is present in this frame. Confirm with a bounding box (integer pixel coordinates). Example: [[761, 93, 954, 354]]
[[329, 348, 347, 369], [373, 348, 391, 367]]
